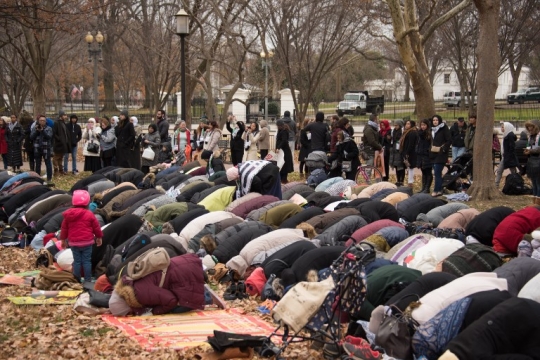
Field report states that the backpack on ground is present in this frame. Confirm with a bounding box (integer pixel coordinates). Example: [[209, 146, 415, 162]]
[[502, 173, 532, 195], [0, 227, 19, 247], [126, 247, 170, 287]]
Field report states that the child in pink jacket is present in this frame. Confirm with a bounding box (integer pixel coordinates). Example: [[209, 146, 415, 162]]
[[60, 190, 103, 282]]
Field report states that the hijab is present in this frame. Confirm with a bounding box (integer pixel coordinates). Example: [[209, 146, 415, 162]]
[[379, 120, 390, 137], [502, 122, 515, 138], [130, 116, 138, 126], [87, 118, 96, 129]]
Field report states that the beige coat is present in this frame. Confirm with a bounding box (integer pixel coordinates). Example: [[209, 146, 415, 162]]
[[258, 120, 270, 150], [242, 130, 261, 161], [437, 208, 480, 230]]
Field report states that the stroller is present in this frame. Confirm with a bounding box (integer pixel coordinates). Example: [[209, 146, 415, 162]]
[[441, 152, 473, 192], [258, 240, 376, 359], [305, 151, 329, 187]]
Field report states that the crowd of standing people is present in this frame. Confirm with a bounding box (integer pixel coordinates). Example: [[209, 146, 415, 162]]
[[1, 108, 539, 201]]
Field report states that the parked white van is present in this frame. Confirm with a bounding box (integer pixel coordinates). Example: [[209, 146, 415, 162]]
[[443, 91, 477, 107]]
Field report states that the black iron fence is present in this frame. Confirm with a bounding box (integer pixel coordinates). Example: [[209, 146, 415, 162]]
[[9, 97, 540, 127]]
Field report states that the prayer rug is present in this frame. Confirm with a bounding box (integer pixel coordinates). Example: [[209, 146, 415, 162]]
[[102, 308, 276, 351], [8, 290, 82, 305]]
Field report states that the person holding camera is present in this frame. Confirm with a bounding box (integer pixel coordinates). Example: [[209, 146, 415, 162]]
[[226, 113, 245, 165], [82, 118, 102, 173], [30, 115, 53, 183]]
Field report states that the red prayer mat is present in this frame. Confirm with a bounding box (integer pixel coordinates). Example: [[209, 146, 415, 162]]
[[102, 308, 276, 351]]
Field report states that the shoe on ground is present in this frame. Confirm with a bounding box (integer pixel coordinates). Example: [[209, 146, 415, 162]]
[[204, 284, 228, 309], [322, 342, 341, 357], [342, 340, 381, 360]]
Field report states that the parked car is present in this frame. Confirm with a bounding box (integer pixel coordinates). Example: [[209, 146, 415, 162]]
[[336, 91, 384, 116], [507, 88, 540, 104], [443, 91, 477, 107]]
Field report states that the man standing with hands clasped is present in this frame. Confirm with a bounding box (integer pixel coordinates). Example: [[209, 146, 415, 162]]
[[52, 110, 71, 175]]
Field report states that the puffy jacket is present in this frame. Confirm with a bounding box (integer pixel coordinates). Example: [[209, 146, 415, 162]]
[[262, 241, 317, 278], [246, 200, 291, 221], [437, 208, 480, 230], [316, 215, 367, 246], [465, 206, 515, 247], [306, 208, 360, 233], [494, 257, 540, 296], [492, 207, 540, 254], [396, 193, 436, 219], [60, 207, 103, 247], [416, 203, 469, 227], [132, 254, 205, 314], [213, 221, 273, 264]]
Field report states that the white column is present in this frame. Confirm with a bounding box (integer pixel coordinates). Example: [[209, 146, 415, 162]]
[[175, 92, 182, 122], [278, 88, 299, 117]]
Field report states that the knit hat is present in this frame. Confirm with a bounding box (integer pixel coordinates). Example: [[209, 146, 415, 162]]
[[363, 235, 390, 252], [58, 110, 66, 117], [441, 243, 503, 277], [120, 110, 129, 118], [109, 291, 131, 316], [202, 254, 217, 270], [394, 119, 404, 128]]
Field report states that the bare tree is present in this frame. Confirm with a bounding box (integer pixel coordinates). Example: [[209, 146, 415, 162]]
[[249, 0, 368, 122], [498, 0, 540, 92], [384, 0, 472, 120], [440, 5, 479, 110], [0, 45, 31, 114], [468, 0, 501, 200], [0, 0, 95, 116]]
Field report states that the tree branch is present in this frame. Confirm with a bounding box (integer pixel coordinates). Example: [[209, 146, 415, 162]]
[[422, 0, 472, 44]]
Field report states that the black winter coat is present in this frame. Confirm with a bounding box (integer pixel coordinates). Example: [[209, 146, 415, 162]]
[[329, 138, 360, 181], [429, 124, 451, 164], [298, 128, 311, 161], [66, 122, 82, 147], [450, 122, 467, 147], [213, 221, 273, 264], [390, 128, 404, 169], [502, 132, 519, 168], [276, 128, 294, 175], [289, 246, 346, 285], [115, 121, 136, 168], [262, 241, 317, 278], [226, 121, 245, 151], [400, 128, 418, 168], [416, 129, 431, 169], [6, 122, 24, 166], [52, 119, 71, 154]]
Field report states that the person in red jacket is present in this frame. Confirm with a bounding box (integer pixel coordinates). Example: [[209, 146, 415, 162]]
[[60, 190, 103, 282], [492, 206, 540, 254], [109, 254, 223, 316], [0, 117, 8, 169]]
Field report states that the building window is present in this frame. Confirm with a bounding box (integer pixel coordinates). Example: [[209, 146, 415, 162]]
[[444, 74, 450, 84]]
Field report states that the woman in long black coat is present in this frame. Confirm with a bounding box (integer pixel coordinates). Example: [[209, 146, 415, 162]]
[[298, 118, 312, 177], [429, 115, 451, 197], [6, 114, 24, 172], [416, 119, 433, 193], [276, 120, 294, 183], [400, 120, 419, 188], [329, 130, 360, 181], [115, 110, 136, 168], [226, 115, 245, 166]]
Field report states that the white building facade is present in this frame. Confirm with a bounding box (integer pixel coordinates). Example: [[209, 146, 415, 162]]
[[364, 65, 532, 101]]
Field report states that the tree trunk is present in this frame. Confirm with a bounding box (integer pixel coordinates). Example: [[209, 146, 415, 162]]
[[469, 0, 502, 200], [32, 79, 46, 117], [102, 40, 118, 113], [509, 56, 523, 93]]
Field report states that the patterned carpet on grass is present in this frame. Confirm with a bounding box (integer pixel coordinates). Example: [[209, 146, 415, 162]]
[[102, 308, 276, 351]]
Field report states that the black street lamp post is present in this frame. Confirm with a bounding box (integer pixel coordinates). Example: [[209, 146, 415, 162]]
[[85, 31, 104, 118], [175, 10, 190, 121], [260, 51, 274, 122]]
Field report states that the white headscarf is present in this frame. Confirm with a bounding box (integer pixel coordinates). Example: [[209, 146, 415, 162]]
[[130, 116, 138, 126], [111, 116, 119, 127], [87, 118, 96, 129], [502, 122, 515, 138]]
